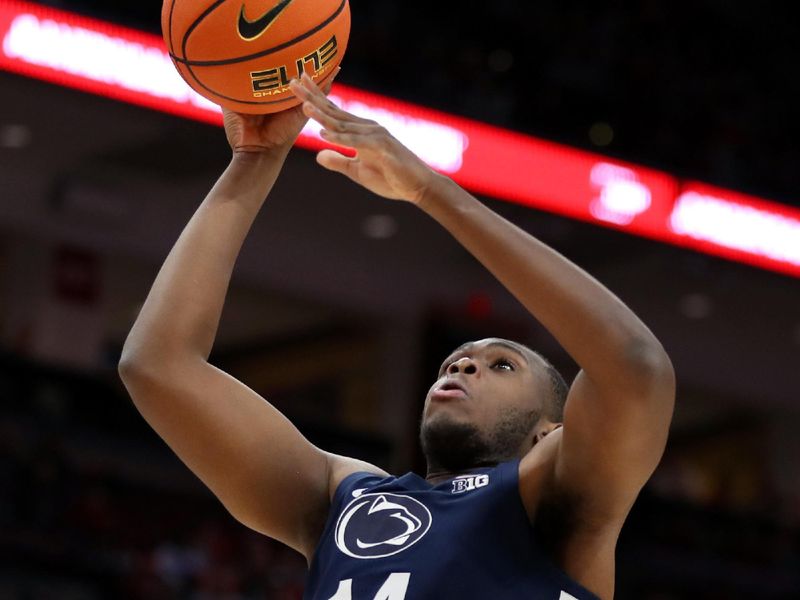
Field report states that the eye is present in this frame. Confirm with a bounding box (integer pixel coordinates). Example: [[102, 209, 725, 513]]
[[491, 358, 515, 371]]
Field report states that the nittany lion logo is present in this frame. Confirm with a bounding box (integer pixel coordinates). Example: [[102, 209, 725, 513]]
[[334, 493, 432, 559]]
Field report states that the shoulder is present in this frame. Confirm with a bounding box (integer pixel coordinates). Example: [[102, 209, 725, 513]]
[[519, 427, 630, 526], [325, 452, 391, 502], [518, 429, 622, 600], [518, 426, 563, 517], [301, 453, 389, 559]]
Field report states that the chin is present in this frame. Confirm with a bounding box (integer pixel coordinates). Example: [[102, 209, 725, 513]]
[[424, 405, 471, 425], [420, 415, 489, 472]]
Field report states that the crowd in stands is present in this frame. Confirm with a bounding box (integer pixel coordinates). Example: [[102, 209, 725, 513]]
[[0, 358, 308, 599]]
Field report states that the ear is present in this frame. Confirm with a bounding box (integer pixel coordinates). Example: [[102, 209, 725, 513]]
[[532, 421, 563, 447]]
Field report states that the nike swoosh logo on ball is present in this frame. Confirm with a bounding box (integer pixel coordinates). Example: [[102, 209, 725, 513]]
[[237, 0, 295, 42]]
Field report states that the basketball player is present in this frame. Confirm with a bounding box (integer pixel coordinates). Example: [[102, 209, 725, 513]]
[[119, 73, 675, 599]]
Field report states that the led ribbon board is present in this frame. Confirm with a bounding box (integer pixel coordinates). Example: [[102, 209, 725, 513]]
[[2, 0, 799, 278]]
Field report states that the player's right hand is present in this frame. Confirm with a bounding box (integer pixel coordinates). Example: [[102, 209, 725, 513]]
[[223, 68, 340, 156], [289, 73, 439, 205], [222, 105, 308, 156]]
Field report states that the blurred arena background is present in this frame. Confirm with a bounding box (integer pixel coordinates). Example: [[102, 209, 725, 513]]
[[0, 0, 798, 598]]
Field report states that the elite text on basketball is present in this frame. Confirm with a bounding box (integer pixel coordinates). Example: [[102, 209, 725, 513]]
[[250, 35, 338, 97]]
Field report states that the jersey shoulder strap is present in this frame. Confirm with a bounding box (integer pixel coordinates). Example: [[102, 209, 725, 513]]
[[332, 471, 395, 508]]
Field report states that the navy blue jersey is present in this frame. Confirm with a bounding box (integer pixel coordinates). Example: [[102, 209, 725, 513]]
[[305, 460, 600, 600]]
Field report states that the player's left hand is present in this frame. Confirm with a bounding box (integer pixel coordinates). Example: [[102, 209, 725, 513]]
[[223, 68, 340, 156], [290, 73, 437, 205]]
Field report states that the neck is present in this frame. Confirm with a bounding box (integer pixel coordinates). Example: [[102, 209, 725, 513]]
[[424, 460, 500, 484]]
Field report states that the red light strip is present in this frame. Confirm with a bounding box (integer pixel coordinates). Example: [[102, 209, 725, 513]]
[[1, 0, 799, 278]]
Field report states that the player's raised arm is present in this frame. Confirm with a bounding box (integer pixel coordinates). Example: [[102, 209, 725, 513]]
[[119, 76, 385, 560], [292, 73, 674, 519]]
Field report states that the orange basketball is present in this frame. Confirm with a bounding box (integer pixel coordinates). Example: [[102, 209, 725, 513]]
[[162, 0, 350, 113]]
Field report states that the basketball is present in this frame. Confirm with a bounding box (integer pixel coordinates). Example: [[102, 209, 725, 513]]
[[162, 0, 350, 113]]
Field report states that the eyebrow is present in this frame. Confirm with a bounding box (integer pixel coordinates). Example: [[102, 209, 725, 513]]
[[442, 341, 530, 368], [485, 341, 530, 365]]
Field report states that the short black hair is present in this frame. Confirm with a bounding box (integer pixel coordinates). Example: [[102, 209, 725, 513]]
[[532, 351, 569, 422]]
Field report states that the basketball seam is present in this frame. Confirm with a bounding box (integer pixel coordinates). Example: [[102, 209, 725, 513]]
[[175, 0, 347, 67], [180, 0, 229, 67], [167, 0, 178, 56]]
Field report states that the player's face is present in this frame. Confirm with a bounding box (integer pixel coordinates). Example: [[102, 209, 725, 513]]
[[420, 338, 547, 470]]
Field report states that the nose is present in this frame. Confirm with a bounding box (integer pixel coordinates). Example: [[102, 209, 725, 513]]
[[447, 357, 478, 375]]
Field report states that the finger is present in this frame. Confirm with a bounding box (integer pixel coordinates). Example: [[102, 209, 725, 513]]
[[290, 77, 332, 114], [321, 66, 341, 95], [303, 102, 376, 136], [221, 106, 245, 124], [296, 73, 369, 124], [316, 149, 359, 181], [299, 71, 328, 97], [289, 73, 322, 102], [318, 126, 384, 151], [296, 74, 343, 114]]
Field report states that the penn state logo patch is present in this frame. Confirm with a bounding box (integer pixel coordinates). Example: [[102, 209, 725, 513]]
[[334, 493, 432, 559]]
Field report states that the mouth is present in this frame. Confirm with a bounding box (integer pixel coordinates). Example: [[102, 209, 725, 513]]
[[431, 379, 469, 400]]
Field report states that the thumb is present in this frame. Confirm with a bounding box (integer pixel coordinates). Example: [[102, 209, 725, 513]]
[[316, 149, 356, 176]]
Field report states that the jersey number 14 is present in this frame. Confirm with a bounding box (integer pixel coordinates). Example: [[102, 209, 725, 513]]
[[329, 573, 411, 600]]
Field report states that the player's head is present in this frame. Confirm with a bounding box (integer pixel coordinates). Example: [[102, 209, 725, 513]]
[[420, 338, 568, 473]]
